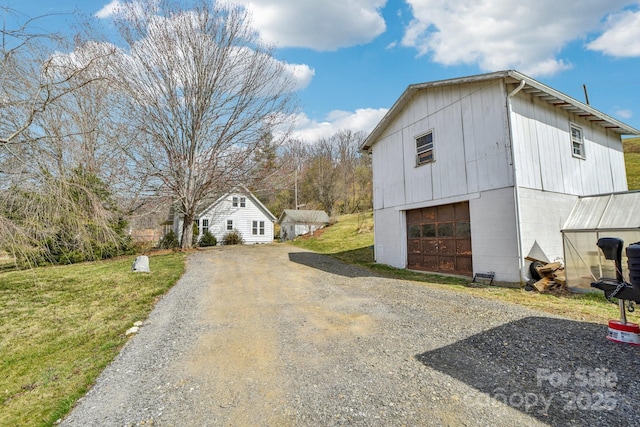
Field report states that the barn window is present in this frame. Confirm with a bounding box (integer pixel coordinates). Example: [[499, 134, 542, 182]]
[[232, 196, 238, 207], [202, 219, 209, 234], [240, 197, 246, 207], [416, 131, 434, 166], [226, 219, 233, 230], [570, 124, 585, 158]]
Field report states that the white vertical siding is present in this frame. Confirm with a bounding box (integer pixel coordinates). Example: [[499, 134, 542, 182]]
[[510, 93, 627, 195], [372, 80, 514, 214], [371, 124, 407, 209]]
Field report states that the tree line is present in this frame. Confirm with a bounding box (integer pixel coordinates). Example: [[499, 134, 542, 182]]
[[0, 1, 371, 265], [247, 130, 372, 220]]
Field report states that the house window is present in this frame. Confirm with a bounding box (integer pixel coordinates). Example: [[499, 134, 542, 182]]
[[570, 124, 585, 158], [232, 196, 238, 207], [416, 131, 434, 166], [202, 219, 209, 234], [226, 219, 233, 230], [252, 220, 265, 235], [240, 197, 246, 207]]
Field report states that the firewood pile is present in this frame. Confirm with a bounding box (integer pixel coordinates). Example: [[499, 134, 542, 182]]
[[529, 260, 567, 294]]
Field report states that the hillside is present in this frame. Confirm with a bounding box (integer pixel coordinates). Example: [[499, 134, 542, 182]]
[[289, 211, 374, 265], [625, 137, 640, 190]]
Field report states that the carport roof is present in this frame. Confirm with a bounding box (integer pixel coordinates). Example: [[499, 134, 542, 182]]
[[562, 191, 640, 232]]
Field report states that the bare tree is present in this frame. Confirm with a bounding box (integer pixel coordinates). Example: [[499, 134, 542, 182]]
[[333, 129, 367, 214], [297, 130, 371, 217], [302, 137, 339, 216], [108, 0, 298, 248]]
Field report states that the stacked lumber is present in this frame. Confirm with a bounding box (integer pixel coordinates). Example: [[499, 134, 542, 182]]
[[531, 261, 566, 294]]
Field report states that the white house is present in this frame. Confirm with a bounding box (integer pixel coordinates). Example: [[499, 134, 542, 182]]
[[278, 209, 330, 241], [173, 186, 276, 245], [360, 70, 640, 285]]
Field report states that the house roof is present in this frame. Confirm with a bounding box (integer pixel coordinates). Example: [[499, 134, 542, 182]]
[[277, 209, 330, 224], [199, 185, 277, 222], [562, 191, 640, 232], [360, 70, 640, 152]]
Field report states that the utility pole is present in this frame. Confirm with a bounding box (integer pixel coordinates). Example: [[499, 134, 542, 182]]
[[294, 166, 298, 210]]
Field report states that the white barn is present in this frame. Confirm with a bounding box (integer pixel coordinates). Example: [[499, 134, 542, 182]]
[[173, 186, 276, 245], [360, 70, 640, 285]]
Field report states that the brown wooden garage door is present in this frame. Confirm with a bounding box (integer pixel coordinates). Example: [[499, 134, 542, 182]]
[[406, 202, 472, 275]]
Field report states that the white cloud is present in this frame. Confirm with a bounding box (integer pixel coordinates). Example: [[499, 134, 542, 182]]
[[232, 0, 387, 50], [284, 63, 315, 91], [95, 0, 158, 20], [614, 107, 633, 119], [401, 0, 633, 77], [95, 0, 121, 19], [290, 108, 388, 142], [587, 8, 640, 57]]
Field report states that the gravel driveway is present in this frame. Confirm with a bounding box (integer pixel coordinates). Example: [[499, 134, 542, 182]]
[[61, 244, 640, 426]]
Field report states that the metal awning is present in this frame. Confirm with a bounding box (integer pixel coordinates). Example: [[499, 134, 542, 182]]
[[562, 191, 640, 232]]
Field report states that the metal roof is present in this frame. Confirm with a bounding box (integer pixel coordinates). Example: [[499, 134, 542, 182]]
[[360, 70, 640, 151], [277, 209, 330, 224], [562, 191, 640, 232]]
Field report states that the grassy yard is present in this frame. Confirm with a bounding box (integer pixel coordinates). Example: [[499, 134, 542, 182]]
[[624, 137, 640, 190], [0, 252, 186, 427], [290, 212, 633, 326]]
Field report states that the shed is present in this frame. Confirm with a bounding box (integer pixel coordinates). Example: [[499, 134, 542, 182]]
[[562, 191, 640, 291], [278, 209, 330, 241]]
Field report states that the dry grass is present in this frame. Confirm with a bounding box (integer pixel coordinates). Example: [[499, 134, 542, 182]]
[[0, 251, 186, 427], [624, 137, 640, 190]]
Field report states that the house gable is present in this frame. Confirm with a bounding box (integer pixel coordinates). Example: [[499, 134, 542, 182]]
[[370, 78, 514, 210], [175, 186, 276, 245]]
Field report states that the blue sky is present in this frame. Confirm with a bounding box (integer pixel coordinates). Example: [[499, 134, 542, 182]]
[[4, 0, 640, 141]]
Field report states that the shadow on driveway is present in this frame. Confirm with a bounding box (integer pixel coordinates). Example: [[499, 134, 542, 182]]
[[287, 251, 378, 278], [415, 316, 640, 426]]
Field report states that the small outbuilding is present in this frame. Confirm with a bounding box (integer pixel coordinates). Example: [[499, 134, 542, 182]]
[[562, 191, 640, 291], [278, 209, 330, 241]]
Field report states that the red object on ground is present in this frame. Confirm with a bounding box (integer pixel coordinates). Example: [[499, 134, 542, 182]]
[[607, 320, 640, 345]]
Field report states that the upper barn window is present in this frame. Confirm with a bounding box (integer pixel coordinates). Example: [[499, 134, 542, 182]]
[[416, 131, 434, 166], [570, 124, 585, 159]]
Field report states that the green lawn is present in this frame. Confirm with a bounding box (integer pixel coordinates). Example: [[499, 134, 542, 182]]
[[624, 137, 640, 190], [0, 252, 186, 427]]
